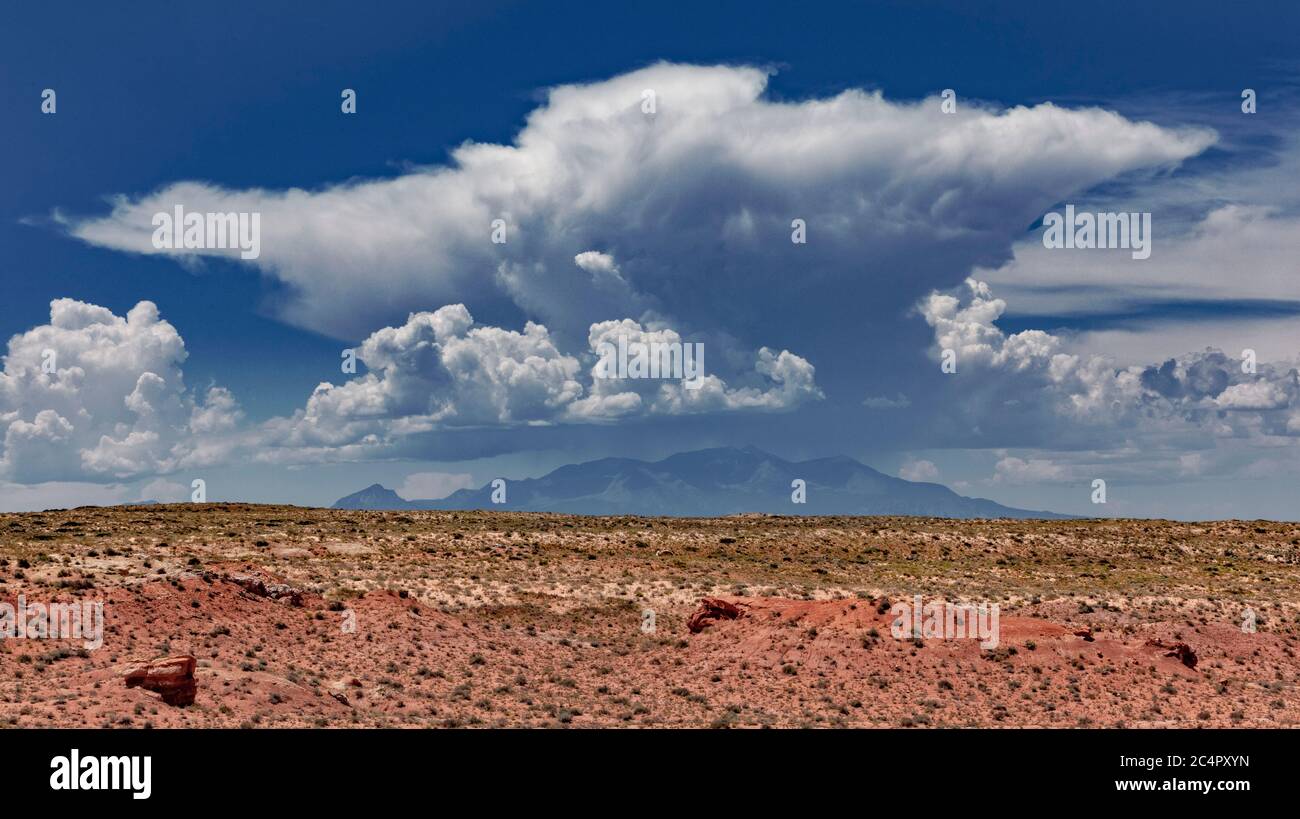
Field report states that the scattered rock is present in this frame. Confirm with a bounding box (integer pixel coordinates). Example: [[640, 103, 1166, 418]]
[[124, 654, 197, 706]]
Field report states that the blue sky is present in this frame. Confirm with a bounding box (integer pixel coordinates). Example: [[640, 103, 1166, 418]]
[[3, 1, 1300, 517]]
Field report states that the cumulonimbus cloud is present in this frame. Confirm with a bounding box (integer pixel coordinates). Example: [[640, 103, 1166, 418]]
[[34, 62, 1228, 489], [61, 62, 1215, 356]]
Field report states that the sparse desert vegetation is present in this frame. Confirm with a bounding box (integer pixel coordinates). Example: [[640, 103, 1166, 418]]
[[1, 504, 1298, 727]]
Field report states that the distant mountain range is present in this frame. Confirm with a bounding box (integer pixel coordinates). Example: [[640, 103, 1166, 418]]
[[332, 446, 1072, 519]]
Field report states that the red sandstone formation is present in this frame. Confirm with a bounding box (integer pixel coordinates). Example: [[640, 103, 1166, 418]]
[[124, 654, 198, 706], [687, 598, 744, 633]]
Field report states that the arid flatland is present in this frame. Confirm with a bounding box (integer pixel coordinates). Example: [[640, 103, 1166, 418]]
[[1, 504, 1298, 727]]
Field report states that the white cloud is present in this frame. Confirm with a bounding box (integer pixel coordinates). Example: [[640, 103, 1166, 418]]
[[190, 386, 244, 433], [899, 458, 939, 482], [921, 278, 1300, 480], [0, 299, 245, 483], [259, 304, 820, 460], [1215, 380, 1290, 411], [2, 297, 820, 479], [62, 62, 1214, 354], [574, 250, 619, 278], [981, 205, 1300, 316], [568, 318, 821, 419], [921, 278, 1300, 425], [972, 125, 1300, 370], [34, 64, 1239, 497]]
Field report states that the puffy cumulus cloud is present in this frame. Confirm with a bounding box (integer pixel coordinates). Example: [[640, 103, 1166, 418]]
[[921, 278, 1300, 479], [1214, 381, 1291, 411], [567, 318, 821, 419], [922, 279, 1300, 426], [922, 280, 1064, 372], [189, 386, 245, 434], [1, 295, 820, 481], [40, 63, 1236, 498], [573, 250, 619, 278], [0, 299, 245, 483], [258, 305, 819, 461], [62, 62, 1214, 369], [259, 304, 584, 457]]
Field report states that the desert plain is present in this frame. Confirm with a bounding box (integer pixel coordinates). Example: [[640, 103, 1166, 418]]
[[1, 504, 1298, 728]]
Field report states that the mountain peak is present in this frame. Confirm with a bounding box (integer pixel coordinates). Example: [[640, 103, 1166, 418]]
[[333, 483, 408, 510], [331, 447, 1070, 518]]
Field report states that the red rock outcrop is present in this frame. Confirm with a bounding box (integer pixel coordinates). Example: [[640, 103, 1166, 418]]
[[687, 598, 744, 633], [124, 654, 198, 706]]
